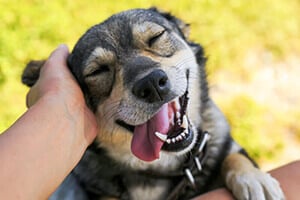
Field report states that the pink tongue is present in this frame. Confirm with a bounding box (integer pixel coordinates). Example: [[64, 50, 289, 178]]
[[131, 104, 169, 162]]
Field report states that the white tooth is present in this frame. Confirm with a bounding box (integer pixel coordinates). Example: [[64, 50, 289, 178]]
[[181, 132, 186, 137], [186, 92, 190, 99], [174, 99, 180, 111], [176, 135, 183, 141], [155, 132, 167, 142], [166, 139, 171, 144], [172, 138, 176, 143], [176, 111, 181, 119], [181, 115, 188, 129], [184, 128, 189, 134], [177, 119, 181, 125]]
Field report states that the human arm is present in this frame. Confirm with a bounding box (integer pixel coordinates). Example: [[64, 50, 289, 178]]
[[0, 45, 97, 199], [192, 160, 300, 200]]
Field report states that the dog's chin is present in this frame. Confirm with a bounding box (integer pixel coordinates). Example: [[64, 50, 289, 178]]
[[116, 89, 196, 155]]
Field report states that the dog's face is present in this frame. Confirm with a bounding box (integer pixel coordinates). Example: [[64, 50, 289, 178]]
[[68, 8, 204, 167]]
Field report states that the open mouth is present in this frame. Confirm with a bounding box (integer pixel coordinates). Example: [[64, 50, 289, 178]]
[[115, 69, 194, 162], [160, 90, 194, 151], [116, 89, 194, 162]]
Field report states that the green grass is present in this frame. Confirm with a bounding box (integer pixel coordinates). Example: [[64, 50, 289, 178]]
[[1, 0, 300, 163], [221, 95, 285, 160]]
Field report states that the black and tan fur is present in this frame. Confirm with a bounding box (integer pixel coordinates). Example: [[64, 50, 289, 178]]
[[22, 8, 284, 200]]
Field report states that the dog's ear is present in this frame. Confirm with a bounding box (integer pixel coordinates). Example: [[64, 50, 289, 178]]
[[22, 60, 45, 87], [150, 7, 190, 39]]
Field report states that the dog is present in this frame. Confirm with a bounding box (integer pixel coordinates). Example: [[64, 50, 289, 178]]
[[22, 8, 285, 200]]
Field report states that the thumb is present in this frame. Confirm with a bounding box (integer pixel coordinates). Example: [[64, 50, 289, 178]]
[[26, 45, 70, 108], [39, 44, 70, 79]]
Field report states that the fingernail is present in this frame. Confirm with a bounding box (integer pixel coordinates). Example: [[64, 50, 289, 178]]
[[58, 44, 65, 48], [57, 44, 69, 54]]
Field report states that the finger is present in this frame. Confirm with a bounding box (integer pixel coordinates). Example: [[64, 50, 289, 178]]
[[26, 45, 70, 108], [50, 44, 69, 59], [26, 84, 39, 108], [46, 44, 69, 67], [39, 44, 70, 79]]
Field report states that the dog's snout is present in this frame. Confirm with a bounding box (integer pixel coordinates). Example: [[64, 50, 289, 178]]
[[133, 70, 170, 103]]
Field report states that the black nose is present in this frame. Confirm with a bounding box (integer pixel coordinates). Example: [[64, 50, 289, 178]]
[[132, 70, 171, 103]]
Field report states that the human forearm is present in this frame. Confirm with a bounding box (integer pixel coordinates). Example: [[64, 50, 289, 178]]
[[192, 160, 300, 200], [0, 95, 92, 199]]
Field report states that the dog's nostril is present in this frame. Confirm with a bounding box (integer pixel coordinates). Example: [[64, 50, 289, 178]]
[[132, 70, 170, 103], [140, 89, 151, 99], [159, 77, 168, 87]]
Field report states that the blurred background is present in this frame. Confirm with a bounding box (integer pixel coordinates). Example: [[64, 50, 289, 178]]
[[0, 0, 299, 170]]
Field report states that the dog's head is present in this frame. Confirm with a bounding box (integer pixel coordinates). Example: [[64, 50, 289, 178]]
[[68, 8, 206, 166]]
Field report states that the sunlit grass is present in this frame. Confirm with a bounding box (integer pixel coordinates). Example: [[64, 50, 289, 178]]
[[220, 94, 285, 161]]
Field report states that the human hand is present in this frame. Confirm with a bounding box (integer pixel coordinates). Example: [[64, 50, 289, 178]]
[[0, 45, 97, 199], [26, 44, 97, 145]]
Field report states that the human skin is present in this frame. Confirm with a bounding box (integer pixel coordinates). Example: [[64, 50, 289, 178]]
[[193, 160, 300, 200], [0, 45, 97, 199]]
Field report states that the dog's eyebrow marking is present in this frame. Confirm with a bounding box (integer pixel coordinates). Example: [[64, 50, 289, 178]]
[[132, 22, 165, 43], [89, 47, 115, 62], [133, 21, 164, 33], [84, 47, 115, 76]]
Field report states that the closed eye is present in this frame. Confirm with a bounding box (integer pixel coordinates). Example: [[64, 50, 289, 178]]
[[148, 30, 166, 47], [86, 65, 110, 77]]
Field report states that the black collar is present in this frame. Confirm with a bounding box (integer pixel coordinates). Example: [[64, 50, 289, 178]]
[[166, 130, 210, 200]]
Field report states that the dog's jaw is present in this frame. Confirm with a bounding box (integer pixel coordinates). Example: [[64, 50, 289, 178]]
[[96, 85, 201, 171], [93, 46, 202, 170], [116, 68, 199, 161]]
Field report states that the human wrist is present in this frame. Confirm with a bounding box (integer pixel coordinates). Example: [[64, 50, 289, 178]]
[[36, 90, 97, 146], [27, 92, 92, 166]]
